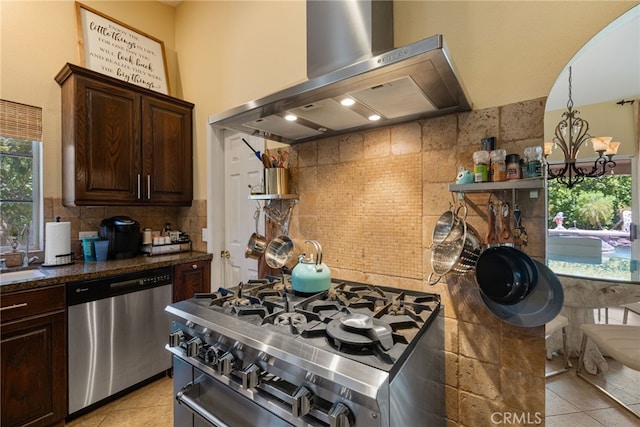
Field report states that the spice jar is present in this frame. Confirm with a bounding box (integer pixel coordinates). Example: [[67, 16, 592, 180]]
[[490, 149, 507, 181], [524, 146, 543, 178], [472, 150, 490, 182], [506, 154, 521, 180], [520, 158, 528, 178]]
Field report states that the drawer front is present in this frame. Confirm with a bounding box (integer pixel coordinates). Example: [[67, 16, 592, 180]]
[[1, 285, 65, 323]]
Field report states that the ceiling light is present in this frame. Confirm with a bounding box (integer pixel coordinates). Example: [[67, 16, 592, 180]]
[[545, 66, 619, 189], [284, 114, 297, 121], [368, 114, 381, 121], [340, 98, 355, 106]]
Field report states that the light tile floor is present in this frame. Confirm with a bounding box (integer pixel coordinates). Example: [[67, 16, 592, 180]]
[[545, 306, 640, 427], [65, 375, 173, 427]]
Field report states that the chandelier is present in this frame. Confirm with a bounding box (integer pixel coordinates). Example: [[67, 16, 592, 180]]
[[544, 66, 620, 189]]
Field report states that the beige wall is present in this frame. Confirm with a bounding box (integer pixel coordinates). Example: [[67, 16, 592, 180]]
[[1, 1, 635, 201], [0, 0, 177, 200], [545, 100, 638, 161], [392, 1, 635, 109]]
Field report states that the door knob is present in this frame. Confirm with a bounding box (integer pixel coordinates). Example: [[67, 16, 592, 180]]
[[220, 250, 230, 259]]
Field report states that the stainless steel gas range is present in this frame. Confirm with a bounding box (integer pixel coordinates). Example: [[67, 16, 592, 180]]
[[165, 278, 445, 427]]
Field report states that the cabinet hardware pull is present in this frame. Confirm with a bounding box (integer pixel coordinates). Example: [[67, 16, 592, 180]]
[[192, 264, 198, 270], [137, 174, 141, 200], [147, 175, 151, 200], [176, 380, 231, 427], [1, 302, 28, 312]]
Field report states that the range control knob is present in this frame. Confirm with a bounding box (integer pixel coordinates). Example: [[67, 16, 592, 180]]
[[185, 337, 202, 358], [329, 402, 353, 427], [292, 387, 313, 418], [241, 364, 261, 389], [203, 346, 220, 365], [168, 330, 184, 347], [217, 352, 235, 376]]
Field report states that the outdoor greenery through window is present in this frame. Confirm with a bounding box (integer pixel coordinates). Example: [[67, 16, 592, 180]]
[[0, 100, 43, 252], [548, 175, 632, 232], [547, 162, 636, 281]]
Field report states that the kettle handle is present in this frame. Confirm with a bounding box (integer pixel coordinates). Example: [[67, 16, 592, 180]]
[[304, 240, 323, 266]]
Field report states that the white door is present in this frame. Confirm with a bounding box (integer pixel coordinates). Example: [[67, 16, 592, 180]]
[[223, 132, 264, 284]]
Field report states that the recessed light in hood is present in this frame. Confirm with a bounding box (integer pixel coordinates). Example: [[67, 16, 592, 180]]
[[350, 76, 436, 119], [208, 1, 471, 144]]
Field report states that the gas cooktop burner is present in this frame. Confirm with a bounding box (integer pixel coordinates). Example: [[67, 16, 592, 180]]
[[273, 312, 308, 327], [188, 278, 440, 369]]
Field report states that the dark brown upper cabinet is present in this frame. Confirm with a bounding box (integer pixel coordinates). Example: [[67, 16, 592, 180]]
[[55, 63, 194, 206]]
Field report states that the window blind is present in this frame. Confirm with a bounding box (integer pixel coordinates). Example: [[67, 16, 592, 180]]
[[0, 99, 42, 141]]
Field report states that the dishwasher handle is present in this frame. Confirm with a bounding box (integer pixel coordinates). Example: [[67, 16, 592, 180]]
[[110, 278, 145, 292], [176, 381, 231, 427], [66, 267, 172, 306]]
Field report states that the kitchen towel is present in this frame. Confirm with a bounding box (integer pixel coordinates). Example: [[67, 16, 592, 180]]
[[44, 221, 71, 266]]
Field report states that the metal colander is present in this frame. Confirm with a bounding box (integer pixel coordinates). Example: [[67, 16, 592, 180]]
[[428, 222, 483, 285], [432, 205, 467, 246]]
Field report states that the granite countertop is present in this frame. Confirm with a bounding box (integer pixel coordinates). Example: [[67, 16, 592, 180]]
[[0, 251, 213, 293]]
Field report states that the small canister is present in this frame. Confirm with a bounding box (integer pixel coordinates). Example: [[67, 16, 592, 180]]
[[520, 158, 528, 179], [81, 236, 99, 261], [525, 146, 543, 178], [472, 150, 490, 182], [506, 154, 521, 180], [142, 227, 152, 245], [490, 149, 507, 181]]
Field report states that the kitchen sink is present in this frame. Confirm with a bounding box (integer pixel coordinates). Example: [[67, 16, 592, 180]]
[[0, 269, 46, 285]]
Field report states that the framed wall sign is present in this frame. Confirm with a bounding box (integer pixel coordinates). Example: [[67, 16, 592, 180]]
[[75, 2, 170, 95]]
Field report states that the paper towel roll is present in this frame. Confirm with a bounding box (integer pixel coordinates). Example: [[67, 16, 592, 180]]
[[44, 221, 71, 266]]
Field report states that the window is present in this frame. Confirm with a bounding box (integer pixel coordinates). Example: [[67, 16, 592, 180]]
[[547, 157, 638, 281], [0, 100, 43, 252]]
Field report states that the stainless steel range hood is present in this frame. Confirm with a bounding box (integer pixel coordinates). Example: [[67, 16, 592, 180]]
[[208, 1, 472, 144]]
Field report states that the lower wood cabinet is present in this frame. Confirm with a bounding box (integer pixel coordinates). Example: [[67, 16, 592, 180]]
[[1, 285, 66, 427], [173, 260, 211, 302]]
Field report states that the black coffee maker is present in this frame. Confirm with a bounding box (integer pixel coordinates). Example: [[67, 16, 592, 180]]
[[99, 216, 141, 259]]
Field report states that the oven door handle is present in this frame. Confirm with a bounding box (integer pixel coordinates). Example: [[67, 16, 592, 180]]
[[176, 381, 231, 427]]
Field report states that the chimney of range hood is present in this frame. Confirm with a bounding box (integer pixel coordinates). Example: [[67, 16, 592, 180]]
[[208, 0, 472, 144], [307, 0, 394, 78]]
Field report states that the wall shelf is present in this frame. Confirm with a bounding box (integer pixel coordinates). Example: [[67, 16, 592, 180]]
[[248, 194, 299, 201], [448, 177, 545, 193]]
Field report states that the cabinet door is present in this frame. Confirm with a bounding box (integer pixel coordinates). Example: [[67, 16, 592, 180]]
[[71, 76, 142, 205], [173, 260, 211, 302], [142, 96, 193, 205], [1, 311, 66, 427]]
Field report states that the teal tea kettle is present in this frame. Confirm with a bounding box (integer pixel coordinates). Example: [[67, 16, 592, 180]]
[[291, 240, 331, 294]]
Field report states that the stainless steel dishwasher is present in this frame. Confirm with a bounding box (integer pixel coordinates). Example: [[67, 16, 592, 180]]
[[67, 266, 172, 417]]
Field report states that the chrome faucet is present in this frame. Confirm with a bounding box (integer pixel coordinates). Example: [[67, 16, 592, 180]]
[[20, 225, 38, 267]]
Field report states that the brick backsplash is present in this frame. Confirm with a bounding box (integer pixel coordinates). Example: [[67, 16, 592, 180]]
[[44, 198, 207, 259], [288, 98, 547, 426]]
